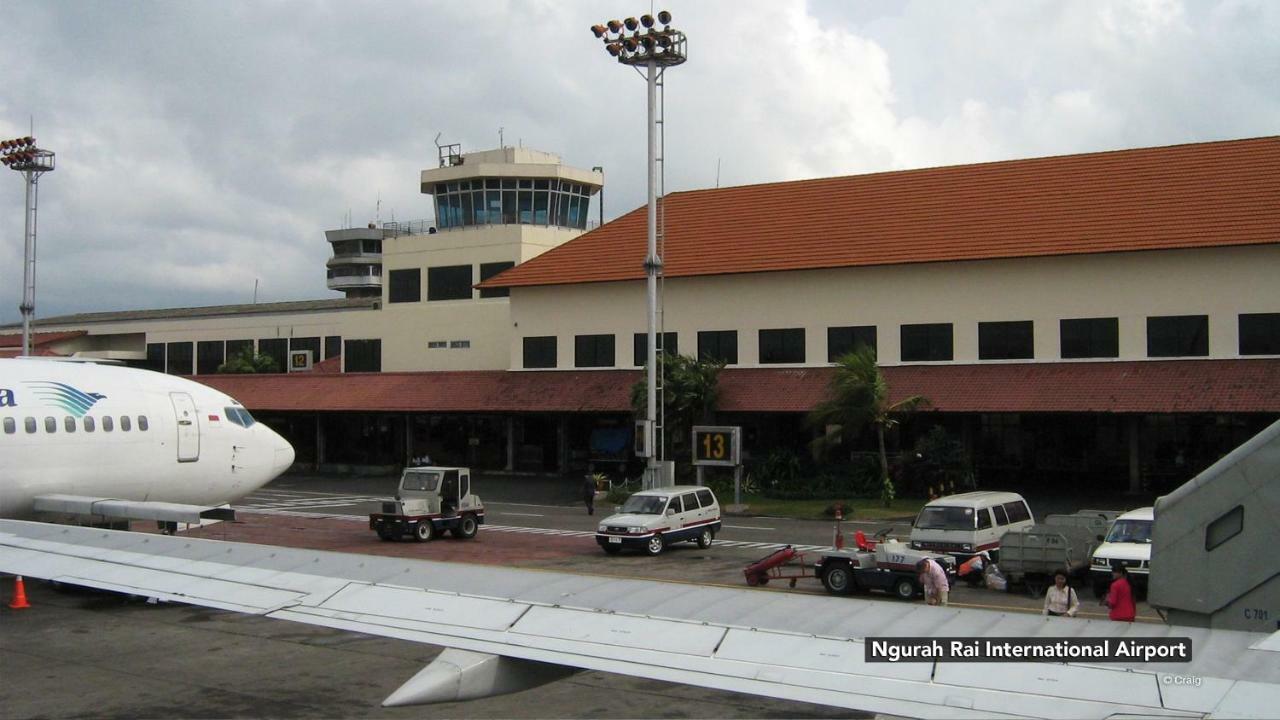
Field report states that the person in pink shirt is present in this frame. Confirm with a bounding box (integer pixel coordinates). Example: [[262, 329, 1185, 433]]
[[916, 557, 950, 606]]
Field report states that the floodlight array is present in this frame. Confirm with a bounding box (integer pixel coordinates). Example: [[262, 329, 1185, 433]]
[[590, 10, 685, 67], [1, 136, 53, 172]]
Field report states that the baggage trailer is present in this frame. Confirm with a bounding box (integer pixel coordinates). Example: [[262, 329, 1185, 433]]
[[998, 510, 1118, 596], [369, 466, 485, 542]]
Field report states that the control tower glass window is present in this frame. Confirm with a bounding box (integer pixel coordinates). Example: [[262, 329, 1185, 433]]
[[435, 178, 592, 230]]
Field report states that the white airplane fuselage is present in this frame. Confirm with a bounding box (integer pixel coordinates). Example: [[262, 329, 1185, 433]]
[[0, 358, 294, 518]]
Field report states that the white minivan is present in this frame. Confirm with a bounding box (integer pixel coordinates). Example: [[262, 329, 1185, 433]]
[[595, 486, 722, 556], [909, 491, 1035, 562], [1090, 506, 1153, 597]]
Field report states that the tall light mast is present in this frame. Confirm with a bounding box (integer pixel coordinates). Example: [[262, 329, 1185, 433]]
[[590, 11, 686, 488], [2, 136, 56, 356]]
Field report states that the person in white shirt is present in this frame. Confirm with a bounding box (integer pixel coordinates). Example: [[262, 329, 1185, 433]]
[[1043, 570, 1080, 617], [916, 558, 950, 606]]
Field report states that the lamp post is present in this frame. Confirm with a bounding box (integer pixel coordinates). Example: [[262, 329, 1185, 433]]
[[1, 136, 55, 357], [591, 11, 687, 489]]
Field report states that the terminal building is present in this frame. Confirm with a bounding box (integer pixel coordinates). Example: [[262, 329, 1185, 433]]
[[6, 136, 1279, 495]]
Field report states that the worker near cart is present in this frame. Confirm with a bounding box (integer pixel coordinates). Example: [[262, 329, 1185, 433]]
[[916, 557, 949, 606], [582, 475, 598, 515], [1102, 563, 1136, 622], [1042, 570, 1080, 617]]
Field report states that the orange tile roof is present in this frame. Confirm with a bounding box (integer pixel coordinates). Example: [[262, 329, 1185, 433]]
[[482, 137, 1280, 288], [197, 359, 1280, 415]]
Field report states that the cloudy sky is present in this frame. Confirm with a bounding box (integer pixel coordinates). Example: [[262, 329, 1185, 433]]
[[2, 0, 1277, 323]]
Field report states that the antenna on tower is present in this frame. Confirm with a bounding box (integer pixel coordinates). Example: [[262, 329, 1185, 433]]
[[499, 127, 504, 148], [716, 158, 721, 188], [376, 193, 382, 226]]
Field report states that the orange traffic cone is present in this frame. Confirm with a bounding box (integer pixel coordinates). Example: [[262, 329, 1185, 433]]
[[9, 575, 31, 609]]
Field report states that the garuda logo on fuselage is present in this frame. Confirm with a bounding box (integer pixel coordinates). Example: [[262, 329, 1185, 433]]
[[23, 381, 108, 418]]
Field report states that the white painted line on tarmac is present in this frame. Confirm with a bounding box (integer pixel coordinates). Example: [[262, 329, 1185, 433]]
[[723, 524, 775, 531], [496, 512, 545, 517]]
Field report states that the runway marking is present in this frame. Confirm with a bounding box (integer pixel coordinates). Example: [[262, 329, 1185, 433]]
[[723, 525, 775, 531], [496, 512, 545, 517]]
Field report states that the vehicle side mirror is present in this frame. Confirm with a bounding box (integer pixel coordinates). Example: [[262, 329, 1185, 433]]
[[666, 508, 676, 516]]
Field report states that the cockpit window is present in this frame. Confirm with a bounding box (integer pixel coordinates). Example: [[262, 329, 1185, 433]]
[[224, 407, 257, 428]]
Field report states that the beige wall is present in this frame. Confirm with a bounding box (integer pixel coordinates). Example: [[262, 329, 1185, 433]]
[[508, 245, 1280, 369]]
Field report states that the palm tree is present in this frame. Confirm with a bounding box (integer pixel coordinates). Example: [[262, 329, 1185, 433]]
[[809, 347, 928, 506], [631, 352, 724, 461]]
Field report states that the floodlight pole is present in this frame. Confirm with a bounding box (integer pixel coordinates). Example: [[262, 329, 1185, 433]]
[[2, 137, 54, 356], [591, 12, 686, 489]]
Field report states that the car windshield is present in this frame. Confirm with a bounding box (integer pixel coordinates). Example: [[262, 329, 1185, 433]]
[[620, 495, 668, 515], [914, 506, 976, 530], [1105, 519, 1153, 544], [402, 471, 440, 492]]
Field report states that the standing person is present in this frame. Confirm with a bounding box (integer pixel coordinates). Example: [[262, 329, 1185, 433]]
[[1042, 570, 1080, 617], [1102, 564, 1136, 622], [582, 475, 598, 515], [916, 557, 949, 606]]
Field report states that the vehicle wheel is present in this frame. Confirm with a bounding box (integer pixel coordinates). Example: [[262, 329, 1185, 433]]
[[696, 528, 713, 549], [1093, 578, 1109, 598], [745, 572, 762, 586], [645, 534, 665, 556], [602, 544, 622, 555], [414, 521, 435, 542], [822, 564, 855, 595], [452, 514, 478, 539], [893, 577, 917, 600], [1025, 576, 1048, 598]]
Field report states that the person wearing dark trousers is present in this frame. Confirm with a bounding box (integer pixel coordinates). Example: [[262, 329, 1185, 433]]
[[583, 476, 597, 515]]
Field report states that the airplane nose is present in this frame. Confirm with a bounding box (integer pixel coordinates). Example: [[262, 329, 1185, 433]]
[[272, 434, 296, 478]]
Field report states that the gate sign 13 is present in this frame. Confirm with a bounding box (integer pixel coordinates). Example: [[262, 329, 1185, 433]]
[[692, 425, 741, 467]]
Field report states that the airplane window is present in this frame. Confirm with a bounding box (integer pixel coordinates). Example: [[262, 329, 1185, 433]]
[[138, 415, 149, 431], [84, 417, 96, 433], [224, 407, 257, 428], [120, 415, 132, 432], [45, 417, 56, 433], [64, 416, 77, 433], [3, 418, 13, 434], [24, 417, 36, 433], [102, 416, 114, 432]]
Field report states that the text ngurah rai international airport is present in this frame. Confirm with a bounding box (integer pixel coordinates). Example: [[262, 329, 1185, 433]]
[[867, 638, 1192, 663]]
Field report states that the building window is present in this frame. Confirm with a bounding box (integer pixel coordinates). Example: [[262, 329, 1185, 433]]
[[1239, 313, 1280, 355], [434, 178, 592, 231], [978, 321, 1033, 360], [323, 335, 342, 360], [523, 336, 557, 369], [388, 268, 421, 303], [574, 334, 615, 368], [1147, 315, 1208, 357], [901, 323, 953, 362], [1060, 317, 1119, 359], [697, 330, 738, 365], [226, 339, 253, 363], [479, 262, 515, 299], [344, 339, 382, 372], [258, 338, 288, 373], [290, 337, 321, 367], [428, 265, 473, 301], [166, 342, 193, 375], [196, 341, 224, 375], [827, 326, 876, 362], [759, 328, 805, 364], [144, 343, 165, 373], [449, 340, 471, 349], [633, 332, 678, 367], [428, 340, 448, 349]]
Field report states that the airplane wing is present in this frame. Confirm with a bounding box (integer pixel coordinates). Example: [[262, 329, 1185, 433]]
[[1, 519, 1277, 720]]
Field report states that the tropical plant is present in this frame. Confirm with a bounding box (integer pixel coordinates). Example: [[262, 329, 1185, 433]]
[[630, 352, 724, 460], [217, 348, 278, 374], [808, 347, 928, 506]]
